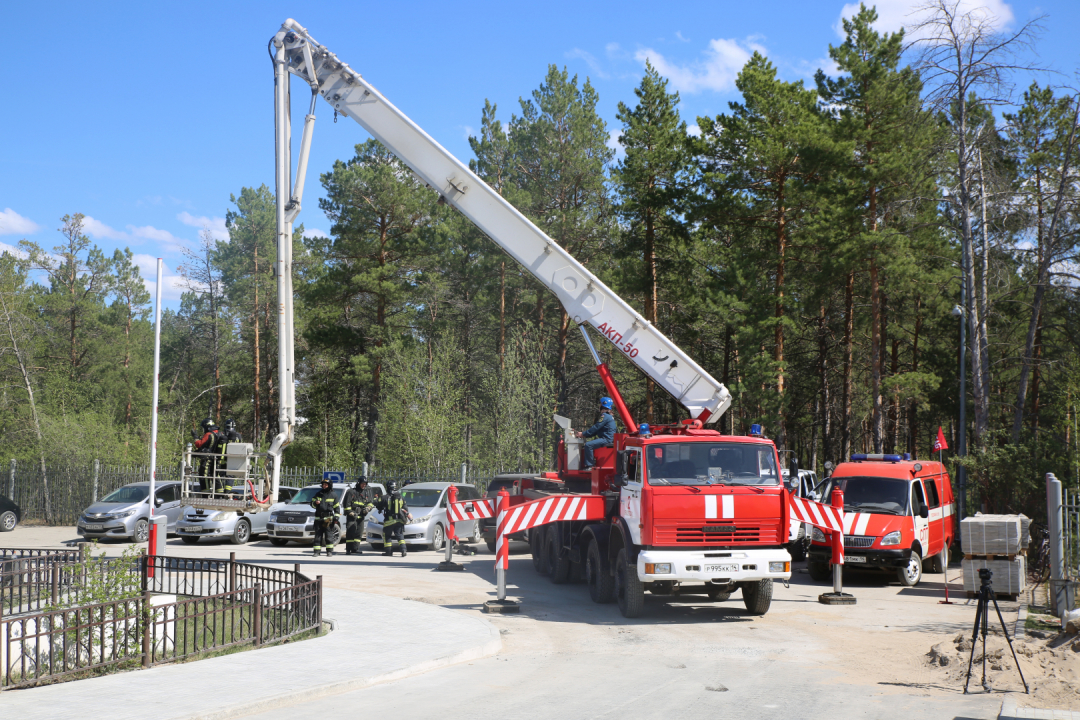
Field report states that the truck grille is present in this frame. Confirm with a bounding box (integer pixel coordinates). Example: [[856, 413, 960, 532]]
[[655, 524, 766, 545], [844, 535, 875, 548]]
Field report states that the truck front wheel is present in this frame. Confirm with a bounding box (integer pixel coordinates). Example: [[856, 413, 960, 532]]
[[742, 579, 773, 615], [586, 540, 614, 603], [546, 531, 572, 584], [615, 548, 644, 618]]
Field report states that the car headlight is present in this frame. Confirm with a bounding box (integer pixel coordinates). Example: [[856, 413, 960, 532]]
[[644, 563, 672, 574], [811, 526, 826, 543], [880, 530, 901, 546], [109, 510, 136, 519], [269, 514, 280, 522]]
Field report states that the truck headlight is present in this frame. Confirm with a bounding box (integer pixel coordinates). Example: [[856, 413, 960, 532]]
[[645, 563, 672, 574], [769, 561, 790, 573], [811, 526, 826, 543], [880, 530, 901, 546]]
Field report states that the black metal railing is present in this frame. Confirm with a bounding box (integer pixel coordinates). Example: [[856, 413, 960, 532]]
[[1, 553, 321, 690]]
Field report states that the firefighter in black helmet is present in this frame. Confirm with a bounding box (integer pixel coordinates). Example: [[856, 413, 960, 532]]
[[192, 418, 225, 491], [223, 418, 242, 443], [342, 477, 373, 554], [376, 480, 411, 557], [310, 478, 340, 557]]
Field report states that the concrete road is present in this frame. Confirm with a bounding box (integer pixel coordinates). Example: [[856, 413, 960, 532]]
[[8, 526, 1009, 720]]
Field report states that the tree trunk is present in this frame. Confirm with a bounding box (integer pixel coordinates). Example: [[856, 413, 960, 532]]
[[253, 245, 261, 447], [774, 190, 787, 450], [870, 255, 883, 453], [644, 210, 657, 424], [841, 272, 855, 460], [499, 261, 506, 372], [908, 298, 922, 457], [818, 302, 832, 464]]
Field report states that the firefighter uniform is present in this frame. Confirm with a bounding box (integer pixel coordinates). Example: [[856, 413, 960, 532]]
[[342, 480, 373, 554], [377, 487, 410, 557], [310, 483, 340, 556], [193, 419, 225, 491]]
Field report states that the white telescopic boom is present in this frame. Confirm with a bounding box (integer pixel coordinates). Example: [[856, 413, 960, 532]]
[[271, 19, 731, 423]]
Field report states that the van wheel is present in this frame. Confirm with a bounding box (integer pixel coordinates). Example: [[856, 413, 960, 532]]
[[432, 523, 445, 551], [924, 547, 947, 574], [546, 531, 571, 584], [898, 551, 922, 586], [742, 579, 773, 615], [485, 538, 496, 553], [586, 540, 614, 603], [0, 511, 17, 532], [808, 561, 830, 582], [614, 548, 644, 618]]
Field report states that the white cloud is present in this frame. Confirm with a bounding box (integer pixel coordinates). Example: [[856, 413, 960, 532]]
[[177, 211, 229, 241], [82, 216, 129, 240], [82, 216, 187, 251], [0, 209, 42, 236], [687, 124, 702, 137], [607, 129, 624, 159], [131, 253, 186, 301], [675, 31, 691, 43], [462, 125, 475, 140], [305, 228, 330, 239], [566, 48, 610, 80], [0, 240, 27, 258], [836, 0, 1014, 40], [635, 37, 767, 94]]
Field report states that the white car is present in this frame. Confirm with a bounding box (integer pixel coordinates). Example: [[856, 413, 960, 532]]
[[366, 482, 483, 551], [266, 482, 385, 546], [176, 487, 299, 545]]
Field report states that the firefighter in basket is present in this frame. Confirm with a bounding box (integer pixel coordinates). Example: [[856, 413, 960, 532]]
[[574, 397, 617, 471], [343, 476, 374, 555], [217, 418, 246, 495], [310, 478, 340, 557], [192, 418, 226, 491], [376, 481, 412, 557]]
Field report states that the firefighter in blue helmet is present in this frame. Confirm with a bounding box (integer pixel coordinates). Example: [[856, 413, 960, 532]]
[[575, 397, 617, 470]]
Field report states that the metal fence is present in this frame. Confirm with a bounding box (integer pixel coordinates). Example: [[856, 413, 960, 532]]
[[1, 549, 87, 615], [7, 459, 533, 525], [1066, 487, 1079, 581], [1, 551, 321, 689]]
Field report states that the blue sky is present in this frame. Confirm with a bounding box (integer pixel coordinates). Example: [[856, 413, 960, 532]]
[[1, 0, 1074, 309]]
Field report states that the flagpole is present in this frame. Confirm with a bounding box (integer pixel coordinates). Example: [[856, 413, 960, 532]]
[[938, 430, 953, 604]]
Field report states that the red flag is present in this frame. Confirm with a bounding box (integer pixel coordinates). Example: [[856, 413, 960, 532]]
[[933, 426, 948, 452]]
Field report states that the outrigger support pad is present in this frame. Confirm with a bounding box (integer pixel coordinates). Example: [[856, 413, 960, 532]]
[[818, 592, 856, 605], [483, 599, 520, 614]]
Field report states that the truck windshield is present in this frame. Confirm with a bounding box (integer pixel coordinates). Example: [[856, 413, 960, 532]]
[[826, 476, 910, 516], [645, 443, 779, 486]]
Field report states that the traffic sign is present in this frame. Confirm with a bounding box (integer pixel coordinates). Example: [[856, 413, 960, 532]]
[[323, 471, 345, 483]]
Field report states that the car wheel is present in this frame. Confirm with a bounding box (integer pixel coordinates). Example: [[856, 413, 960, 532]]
[[472, 522, 484, 543], [706, 586, 732, 601], [485, 538, 496, 553], [180, 536, 200, 545], [432, 523, 445, 551], [742, 579, 773, 615], [531, 526, 548, 575], [230, 519, 251, 545], [546, 530, 571, 584], [898, 551, 922, 587], [133, 519, 149, 544], [586, 540, 615, 603], [328, 525, 341, 546], [0, 511, 17, 532], [614, 548, 644, 618], [269, 538, 289, 547], [369, 539, 384, 551], [808, 561, 830, 582]]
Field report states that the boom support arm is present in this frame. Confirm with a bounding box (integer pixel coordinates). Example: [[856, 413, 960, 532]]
[[272, 19, 732, 423]]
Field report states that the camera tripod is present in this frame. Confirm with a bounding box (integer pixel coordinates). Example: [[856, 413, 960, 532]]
[[964, 568, 1029, 694]]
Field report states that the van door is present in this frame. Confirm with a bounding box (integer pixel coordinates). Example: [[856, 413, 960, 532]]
[[910, 480, 930, 558], [923, 476, 943, 557], [621, 448, 643, 545]]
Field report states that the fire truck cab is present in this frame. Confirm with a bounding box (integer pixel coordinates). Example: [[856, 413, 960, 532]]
[[807, 454, 956, 587]]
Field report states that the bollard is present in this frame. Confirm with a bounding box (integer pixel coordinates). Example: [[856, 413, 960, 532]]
[[1046, 473, 1072, 618], [142, 590, 152, 667], [484, 489, 519, 613], [437, 485, 464, 571], [819, 487, 855, 605], [253, 583, 263, 647]]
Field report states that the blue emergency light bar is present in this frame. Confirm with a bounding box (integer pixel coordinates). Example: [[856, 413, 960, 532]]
[[749, 424, 763, 437], [850, 453, 904, 462]]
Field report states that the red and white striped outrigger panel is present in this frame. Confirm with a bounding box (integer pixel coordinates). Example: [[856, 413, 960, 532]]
[[788, 495, 844, 533], [447, 498, 496, 523], [500, 494, 605, 535]]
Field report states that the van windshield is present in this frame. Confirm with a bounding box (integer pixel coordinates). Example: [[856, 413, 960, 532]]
[[826, 476, 910, 516], [645, 443, 779, 486]]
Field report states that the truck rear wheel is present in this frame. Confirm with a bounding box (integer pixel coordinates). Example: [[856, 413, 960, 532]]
[[615, 548, 644, 618], [742, 579, 773, 615], [586, 540, 614, 603], [531, 526, 547, 575], [546, 531, 572, 584]]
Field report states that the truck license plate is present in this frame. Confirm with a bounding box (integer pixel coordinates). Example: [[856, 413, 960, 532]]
[[705, 563, 739, 573], [85, 524, 102, 531], [846, 555, 866, 563]]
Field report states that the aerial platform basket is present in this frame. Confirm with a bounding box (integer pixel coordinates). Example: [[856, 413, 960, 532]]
[[180, 443, 276, 513]]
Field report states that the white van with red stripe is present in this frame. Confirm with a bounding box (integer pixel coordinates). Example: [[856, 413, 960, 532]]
[[807, 454, 956, 587]]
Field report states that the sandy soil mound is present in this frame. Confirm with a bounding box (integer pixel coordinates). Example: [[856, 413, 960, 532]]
[[925, 628, 1080, 710]]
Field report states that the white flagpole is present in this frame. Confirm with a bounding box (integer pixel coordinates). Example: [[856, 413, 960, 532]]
[[148, 259, 163, 559]]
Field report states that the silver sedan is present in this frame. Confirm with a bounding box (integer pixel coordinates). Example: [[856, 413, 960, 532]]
[[366, 482, 483, 551]]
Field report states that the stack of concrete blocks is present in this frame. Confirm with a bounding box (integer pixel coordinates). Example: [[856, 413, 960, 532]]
[[960, 514, 1027, 596]]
